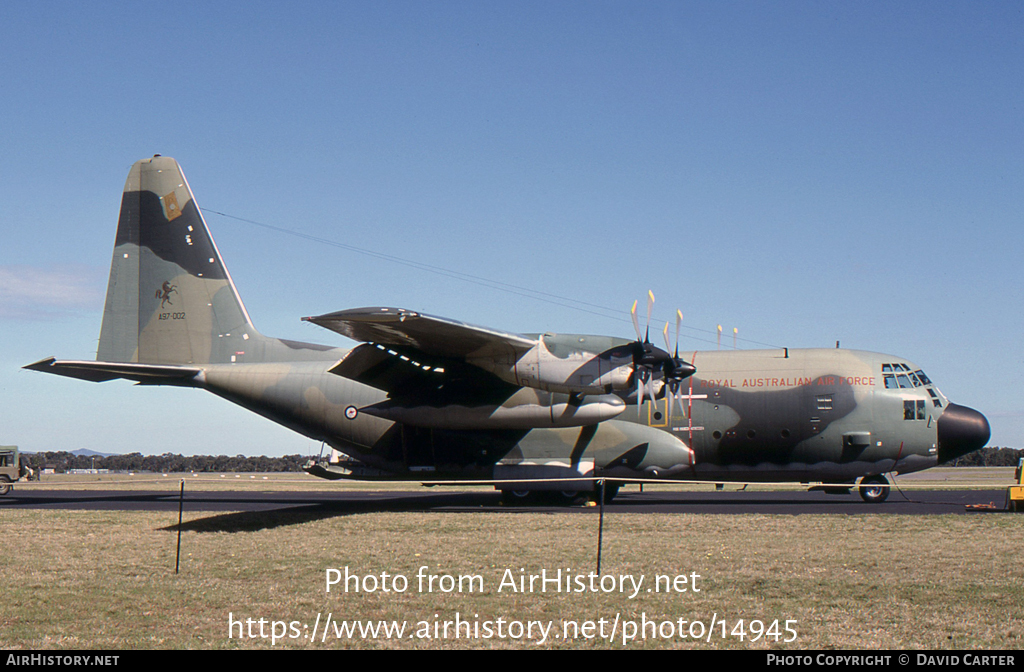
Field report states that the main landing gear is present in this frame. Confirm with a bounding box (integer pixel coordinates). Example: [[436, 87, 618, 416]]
[[499, 483, 619, 506]]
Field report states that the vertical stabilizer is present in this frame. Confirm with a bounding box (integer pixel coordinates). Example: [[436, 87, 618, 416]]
[[97, 156, 259, 364]]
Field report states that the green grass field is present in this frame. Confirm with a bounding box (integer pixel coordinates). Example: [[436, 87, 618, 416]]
[[2, 470, 1023, 650]]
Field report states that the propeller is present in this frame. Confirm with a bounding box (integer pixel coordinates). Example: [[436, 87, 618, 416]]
[[628, 292, 696, 417], [662, 309, 697, 424]]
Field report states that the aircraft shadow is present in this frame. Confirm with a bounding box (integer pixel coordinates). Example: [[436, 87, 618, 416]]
[[162, 491, 505, 533], [160, 491, 892, 533]]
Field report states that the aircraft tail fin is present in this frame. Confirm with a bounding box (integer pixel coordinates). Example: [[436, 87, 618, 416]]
[[96, 156, 262, 365]]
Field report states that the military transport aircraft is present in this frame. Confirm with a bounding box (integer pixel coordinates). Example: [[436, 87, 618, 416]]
[[25, 156, 990, 503]]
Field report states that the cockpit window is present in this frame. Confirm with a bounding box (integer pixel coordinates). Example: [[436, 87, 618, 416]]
[[882, 364, 937, 391], [884, 363, 944, 409]]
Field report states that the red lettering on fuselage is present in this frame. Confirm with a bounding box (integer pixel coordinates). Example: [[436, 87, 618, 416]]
[[741, 377, 814, 388], [698, 376, 876, 389], [699, 379, 736, 388]]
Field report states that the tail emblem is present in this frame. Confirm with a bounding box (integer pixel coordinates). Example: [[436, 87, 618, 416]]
[[161, 191, 182, 221], [156, 281, 178, 308]]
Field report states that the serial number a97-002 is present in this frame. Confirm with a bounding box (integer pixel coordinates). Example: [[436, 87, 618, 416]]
[[159, 312, 186, 320]]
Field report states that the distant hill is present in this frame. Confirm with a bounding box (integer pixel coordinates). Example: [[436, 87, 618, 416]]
[[19, 448, 121, 457], [71, 448, 119, 458]]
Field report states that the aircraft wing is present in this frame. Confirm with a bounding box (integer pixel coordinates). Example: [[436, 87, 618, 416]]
[[305, 307, 532, 403], [303, 307, 537, 361]]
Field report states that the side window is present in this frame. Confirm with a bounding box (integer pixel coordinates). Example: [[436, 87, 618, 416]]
[[903, 400, 927, 420], [884, 374, 898, 389]]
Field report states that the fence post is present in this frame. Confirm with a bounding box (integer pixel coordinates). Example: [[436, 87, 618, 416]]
[[175, 479, 184, 574]]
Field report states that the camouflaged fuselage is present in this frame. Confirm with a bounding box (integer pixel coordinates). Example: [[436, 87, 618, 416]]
[[191, 341, 951, 483]]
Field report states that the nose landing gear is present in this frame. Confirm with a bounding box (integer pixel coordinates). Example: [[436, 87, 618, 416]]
[[858, 474, 891, 503]]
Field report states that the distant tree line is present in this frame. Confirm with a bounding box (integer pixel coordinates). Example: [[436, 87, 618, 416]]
[[946, 447, 1022, 467], [23, 452, 310, 474], [20, 447, 1022, 473]]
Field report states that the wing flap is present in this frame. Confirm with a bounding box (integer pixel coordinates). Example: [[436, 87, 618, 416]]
[[327, 344, 519, 404], [327, 343, 440, 394]]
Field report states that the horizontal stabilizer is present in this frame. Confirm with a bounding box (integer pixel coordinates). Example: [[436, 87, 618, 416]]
[[24, 357, 201, 385]]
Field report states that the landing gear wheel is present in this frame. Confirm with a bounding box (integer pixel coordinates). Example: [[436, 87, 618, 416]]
[[557, 490, 582, 505], [501, 489, 533, 505], [858, 475, 890, 503]]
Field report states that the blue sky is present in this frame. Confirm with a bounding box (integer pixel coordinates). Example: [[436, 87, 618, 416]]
[[2, 1, 1021, 456]]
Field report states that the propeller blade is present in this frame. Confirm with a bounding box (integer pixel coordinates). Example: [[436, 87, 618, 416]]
[[630, 300, 642, 342], [663, 322, 671, 353], [674, 382, 687, 422], [645, 290, 655, 341], [675, 310, 683, 357]]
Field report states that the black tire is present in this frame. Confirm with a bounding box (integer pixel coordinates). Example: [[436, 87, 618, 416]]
[[858, 475, 890, 503], [501, 489, 533, 505], [0, 476, 10, 496], [557, 490, 582, 505]]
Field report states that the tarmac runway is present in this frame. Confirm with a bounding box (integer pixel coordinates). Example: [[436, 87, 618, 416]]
[[0, 487, 1011, 516]]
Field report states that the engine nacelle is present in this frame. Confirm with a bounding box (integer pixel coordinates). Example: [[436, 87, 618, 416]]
[[473, 341, 634, 395]]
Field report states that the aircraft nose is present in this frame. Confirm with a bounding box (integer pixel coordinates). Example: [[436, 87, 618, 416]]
[[937, 403, 990, 463]]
